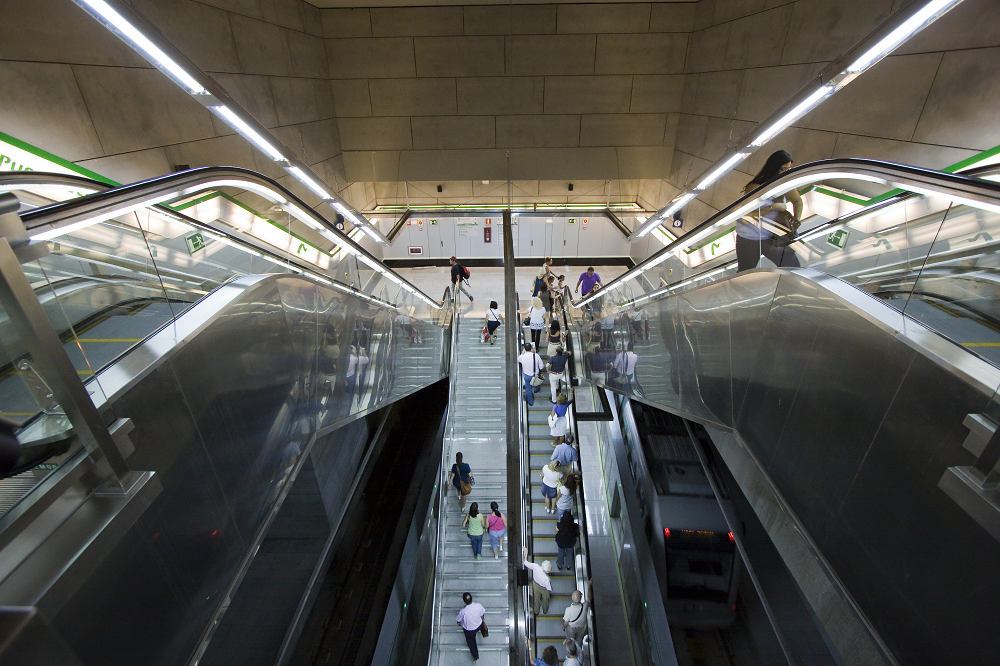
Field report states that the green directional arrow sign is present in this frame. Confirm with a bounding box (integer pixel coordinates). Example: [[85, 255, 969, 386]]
[[185, 232, 206, 254], [826, 229, 849, 250]]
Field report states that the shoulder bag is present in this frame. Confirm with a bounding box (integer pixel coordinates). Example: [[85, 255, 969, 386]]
[[530, 354, 545, 386], [480, 617, 489, 637]]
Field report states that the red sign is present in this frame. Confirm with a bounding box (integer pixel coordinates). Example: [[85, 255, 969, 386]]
[[485, 218, 492, 225]]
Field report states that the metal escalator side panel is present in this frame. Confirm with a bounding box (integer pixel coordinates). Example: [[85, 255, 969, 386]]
[[574, 267, 1000, 666]]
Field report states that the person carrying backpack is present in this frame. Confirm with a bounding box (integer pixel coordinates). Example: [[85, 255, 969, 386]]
[[449, 256, 473, 303]]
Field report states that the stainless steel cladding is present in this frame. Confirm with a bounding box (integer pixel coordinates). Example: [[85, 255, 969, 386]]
[[578, 267, 1000, 666]]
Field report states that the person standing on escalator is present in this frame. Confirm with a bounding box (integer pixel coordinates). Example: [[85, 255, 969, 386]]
[[736, 150, 803, 272]]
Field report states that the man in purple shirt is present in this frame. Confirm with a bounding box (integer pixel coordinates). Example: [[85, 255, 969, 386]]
[[576, 267, 602, 319], [456, 592, 486, 660]]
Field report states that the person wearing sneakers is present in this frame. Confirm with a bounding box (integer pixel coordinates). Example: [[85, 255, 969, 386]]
[[485, 301, 503, 345], [522, 547, 553, 615], [540, 459, 564, 514], [487, 501, 506, 559], [462, 502, 488, 560]]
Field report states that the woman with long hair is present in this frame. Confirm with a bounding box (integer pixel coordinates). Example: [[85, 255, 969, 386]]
[[528, 296, 547, 351], [462, 502, 488, 560], [487, 501, 507, 559], [735, 150, 803, 272]]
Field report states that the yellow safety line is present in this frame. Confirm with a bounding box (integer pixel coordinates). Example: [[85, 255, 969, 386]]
[[75, 338, 143, 342], [1, 412, 36, 415], [962, 342, 1000, 347]]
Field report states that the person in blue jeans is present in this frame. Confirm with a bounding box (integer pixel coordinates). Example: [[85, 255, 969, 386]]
[[462, 502, 488, 560], [517, 342, 543, 406], [555, 511, 580, 571]]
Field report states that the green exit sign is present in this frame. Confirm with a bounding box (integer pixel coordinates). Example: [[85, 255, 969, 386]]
[[826, 229, 849, 250], [185, 232, 206, 254]]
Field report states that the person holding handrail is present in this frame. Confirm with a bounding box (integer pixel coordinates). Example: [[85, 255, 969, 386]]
[[736, 150, 803, 272]]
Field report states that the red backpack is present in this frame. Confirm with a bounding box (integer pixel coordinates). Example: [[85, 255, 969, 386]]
[[462, 265, 471, 280]]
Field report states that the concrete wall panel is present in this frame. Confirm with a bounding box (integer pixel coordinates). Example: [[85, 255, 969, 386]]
[[832, 134, 975, 170], [686, 23, 730, 73], [296, 118, 343, 164], [674, 114, 709, 156], [211, 74, 279, 128], [736, 63, 822, 123], [802, 53, 942, 141], [596, 33, 687, 74], [74, 66, 217, 155], [269, 77, 336, 126], [496, 115, 581, 148], [912, 47, 1000, 150], [713, 0, 767, 25], [411, 116, 495, 150], [326, 37, 416, 78], [189, 0, 262, 20], [649, 3, 697, 33], [580, 114, 667, 147], [692, 70, 744, 117], [0, 61, 105, 162], [163, 134, 257, 171], [556, 4, 652, 34], [330, 79, 372, 117], [399, 149, 509, 181], [132, 0, 241, 74], [457, 77, 545, 115], [320, 8, 372, 38], [371, 7, 463, 37], [543, 76, 633, 114], [780, 0, 895, 65], [415, 37, 505, 77], [369, 78, 457, 116], [897, 0, 1000, 54], [286, 30, 329, 79], [507, 35, 598, 76], [630, 74, 685, 113], [0, 0, 148, 67], [77, 148, 172, 183], [616, 146, 675, 179], [338, 117, 413, 150], [463, 5, 557, 36], [230, 13, 293, 77], [724, 4, 794, 70]]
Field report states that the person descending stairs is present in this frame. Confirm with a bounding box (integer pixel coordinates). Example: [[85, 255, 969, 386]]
[[432, 304, 510, 665]]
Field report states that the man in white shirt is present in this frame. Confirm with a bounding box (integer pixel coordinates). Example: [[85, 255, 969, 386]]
[[522, 547, 553, 614], [562, 590, 588, 644], [614, 342, 638, 387], [455, 592, 486, 660], [517, 343, 543, 407]]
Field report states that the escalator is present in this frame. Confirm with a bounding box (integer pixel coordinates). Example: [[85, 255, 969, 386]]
[[569, 159, 1000, 665], [0, 170, 451, 666]]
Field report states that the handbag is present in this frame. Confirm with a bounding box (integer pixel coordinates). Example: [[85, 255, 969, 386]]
[[522, 316, 530, 326], [547, 413, 558, 428], [481, 326, 489, 343], [479, 619, 489, 638], [529, 354, 545, 386], [460, 479, 472, 495]]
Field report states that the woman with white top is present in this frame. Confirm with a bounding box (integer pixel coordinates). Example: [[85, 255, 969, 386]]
[[540, 460, 564, 514], [484, 300, 504, 346], [528, 297, 547, 351]]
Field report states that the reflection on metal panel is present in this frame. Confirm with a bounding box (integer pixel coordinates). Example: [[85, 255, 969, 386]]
[[575, 268, 1000, 666]]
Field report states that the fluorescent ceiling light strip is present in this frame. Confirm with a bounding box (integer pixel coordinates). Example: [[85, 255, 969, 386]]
[[695, 153, 748, 191], [751, 87, 832, 147], [847, 0, 958, 73], [333, 201, 365, 227], [79, 0, 206, 95], [210, 106, 285, 162], [288, 166, 331, 200], [30, 192, 179, 241]]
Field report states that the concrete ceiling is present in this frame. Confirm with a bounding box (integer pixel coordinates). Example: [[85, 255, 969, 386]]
[[311, 0, 696, 7], [318, 2, 698, 209]]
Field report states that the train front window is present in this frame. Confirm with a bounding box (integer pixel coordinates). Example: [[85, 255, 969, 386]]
[[665, 530, 734, 603]]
